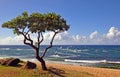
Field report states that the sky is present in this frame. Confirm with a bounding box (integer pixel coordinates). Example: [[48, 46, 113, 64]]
[[0, 0, 120, 45]]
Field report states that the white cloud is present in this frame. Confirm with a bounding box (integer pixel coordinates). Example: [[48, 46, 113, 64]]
[[72, 35, 88, 44], [0, 35, 23, 45], [106, 27, 120, 39], [89, 31, 98, 39], [0, 27, 120, 45], [0, 32, 69, 45], [72, 35, 80, 41], [43, 32, 62, 41]]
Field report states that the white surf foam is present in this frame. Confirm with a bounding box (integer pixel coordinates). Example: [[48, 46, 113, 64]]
[[65, 59, 107, 63], [50, 54, 61, 58], [0, 48, 10, 50]]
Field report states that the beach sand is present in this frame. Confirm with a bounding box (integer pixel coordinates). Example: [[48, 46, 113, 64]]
[[36, 62, 120, 77]]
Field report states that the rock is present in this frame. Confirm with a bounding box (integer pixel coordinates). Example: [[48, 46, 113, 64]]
[[0, 58, 20, 66], [0, 58, 12, 65], [23, 61, 36, 69], [7, 58, 20, 66]]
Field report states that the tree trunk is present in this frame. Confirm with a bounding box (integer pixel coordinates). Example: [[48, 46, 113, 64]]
[[35, 50, 47, 70], [37, 57, 47, 70]]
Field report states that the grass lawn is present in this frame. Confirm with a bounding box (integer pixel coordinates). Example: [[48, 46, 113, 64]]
[[0, 65, 96, 77]]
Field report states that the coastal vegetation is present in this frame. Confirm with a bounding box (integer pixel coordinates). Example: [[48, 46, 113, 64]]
[[98, 63, 120, 69]]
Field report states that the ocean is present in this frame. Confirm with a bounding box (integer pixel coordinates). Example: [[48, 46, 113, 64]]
[[0, 45, 120, 66]]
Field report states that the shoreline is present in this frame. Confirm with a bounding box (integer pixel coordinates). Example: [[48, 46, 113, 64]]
[[36, 61, 120, 77], [1, 57, 120, 68], [0, 57, 120, 77]]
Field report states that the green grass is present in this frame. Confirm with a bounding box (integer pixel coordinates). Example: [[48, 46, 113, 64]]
[[0, 65, 32, 77], [0, 65, 97, 77], [98, 63, 120, 69], [65, 71, 96, 77], [0, 65, 55, 77]]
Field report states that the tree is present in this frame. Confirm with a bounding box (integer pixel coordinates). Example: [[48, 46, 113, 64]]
[[2, 12, 69, 70]]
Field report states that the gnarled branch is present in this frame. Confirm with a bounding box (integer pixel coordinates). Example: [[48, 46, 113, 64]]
[[41, 31, 61, 58], [37, 32, 40, 48], [39, 33, 44, 44], [22, 33, 37, 50]]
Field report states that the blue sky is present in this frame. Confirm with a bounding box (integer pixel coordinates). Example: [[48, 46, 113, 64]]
[[0, 0, 120, 45]]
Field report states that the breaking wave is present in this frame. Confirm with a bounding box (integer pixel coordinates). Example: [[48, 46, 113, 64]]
[[65, 59, 107, 63], [0, 48, 10, 50], [0, 48, 33, 51], [50, 54, 61, 58], [65, 59, 120, 64]]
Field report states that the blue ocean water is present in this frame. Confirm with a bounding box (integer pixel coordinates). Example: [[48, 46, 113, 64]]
[[0, 45, 120, 66]]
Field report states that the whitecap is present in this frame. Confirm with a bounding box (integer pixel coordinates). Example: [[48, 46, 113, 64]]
[[21, 58, 37, 62], [0, 48, 10, 50], [107, 61, 120, 64], [50, 54, 61, 58], [15, 48, 33, 51], [64, 59, 107, 63], [16, 48, 23, 51], [77, 49, 89, 52]]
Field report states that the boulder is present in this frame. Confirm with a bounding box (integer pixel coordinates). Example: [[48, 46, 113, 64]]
[[23, 61, 36, 69], [0, 58, 20, 66], [7, 58, 20, 66]]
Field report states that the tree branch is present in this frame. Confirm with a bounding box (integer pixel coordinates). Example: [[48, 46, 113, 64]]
[[41, 31, 58, 58], [39, 33, 44, 44], [22, 34, 37, 50], [26, 29, 30, 35], [26, 34, 34, 45], [37, 32, 40, 48], [22, 26, 26, 33]]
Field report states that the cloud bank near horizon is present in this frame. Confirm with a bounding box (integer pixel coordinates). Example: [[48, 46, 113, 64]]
[[0, 27, 120, 45]]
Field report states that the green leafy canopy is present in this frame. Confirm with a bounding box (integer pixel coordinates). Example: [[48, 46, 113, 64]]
[[2, 11, 70, 35]]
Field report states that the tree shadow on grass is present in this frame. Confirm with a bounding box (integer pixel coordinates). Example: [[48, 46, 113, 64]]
[[48, 67, 66, 77], [15, 64, 23, 67]]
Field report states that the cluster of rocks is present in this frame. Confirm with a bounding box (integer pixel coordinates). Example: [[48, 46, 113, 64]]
[[0, 58, 36, 69], [0, 58, 20, 66]]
